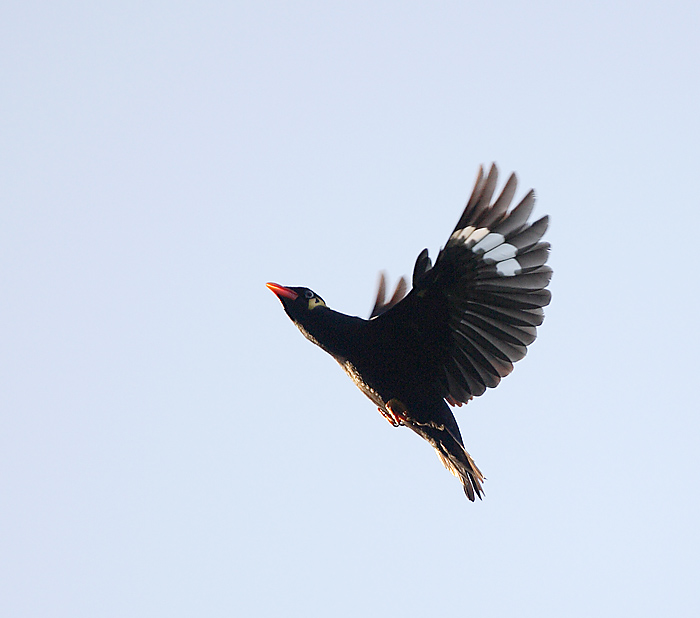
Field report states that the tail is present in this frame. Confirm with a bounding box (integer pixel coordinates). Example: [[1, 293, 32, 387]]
[[432, 434, 485, 501], [385, 397, 485, 500], [406, 418, 485, 500]]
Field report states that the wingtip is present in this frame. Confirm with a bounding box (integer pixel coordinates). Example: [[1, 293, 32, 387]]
[[369, 272, 409, 319]]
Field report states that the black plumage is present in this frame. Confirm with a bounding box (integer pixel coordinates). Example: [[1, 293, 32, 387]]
[[267, 165, 551, 500]]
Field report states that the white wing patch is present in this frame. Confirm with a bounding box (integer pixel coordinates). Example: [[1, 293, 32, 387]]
[[450, 224, 525, 277], [449, 226, 490, 248], [496, 258, 522, 277], [449, 226, 475, 243], [472, 232, 505, 254], [466, 227, 490, 246], [483, 243, 517, 263], [469, 231, 523, 277]]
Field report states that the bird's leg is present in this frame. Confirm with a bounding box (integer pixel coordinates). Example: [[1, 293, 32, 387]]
[[381, 398, 409, 427], [378, 407, 400, 427]]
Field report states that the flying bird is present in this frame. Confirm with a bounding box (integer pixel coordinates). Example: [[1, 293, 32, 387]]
[[267, 165, 551, 500]]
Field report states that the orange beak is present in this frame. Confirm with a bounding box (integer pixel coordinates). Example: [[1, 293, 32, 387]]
[[266, 282, 298, 300]]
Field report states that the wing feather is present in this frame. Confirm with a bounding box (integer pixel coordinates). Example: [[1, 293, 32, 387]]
[[369, 273, 408, 318], [370, 164, 551, 407]]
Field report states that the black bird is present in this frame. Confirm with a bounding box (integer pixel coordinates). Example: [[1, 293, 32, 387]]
[[267, 165, 551, 500]]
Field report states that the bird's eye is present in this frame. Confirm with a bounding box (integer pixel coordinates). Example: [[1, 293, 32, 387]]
[[304, 290, 314, 299]]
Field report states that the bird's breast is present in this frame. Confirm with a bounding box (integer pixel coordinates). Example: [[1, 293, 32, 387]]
[[338, 358, 387, 409]]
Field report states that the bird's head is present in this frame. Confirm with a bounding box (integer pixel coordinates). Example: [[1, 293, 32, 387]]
[[266, 282, 358, 358], [266, 282, 327, 324]]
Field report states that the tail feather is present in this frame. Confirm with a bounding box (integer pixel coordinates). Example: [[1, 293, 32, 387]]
[[386, 396, 485, 500], [405, 417, 485, 501], [433, 434, 485, 501]]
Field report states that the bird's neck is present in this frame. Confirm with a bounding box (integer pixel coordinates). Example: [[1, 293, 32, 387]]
[[294, 308, 365, 360]]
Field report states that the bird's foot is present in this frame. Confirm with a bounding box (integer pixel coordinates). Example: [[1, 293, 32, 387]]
[[381, 399, 409, 427], [378, 407, 401, 426]]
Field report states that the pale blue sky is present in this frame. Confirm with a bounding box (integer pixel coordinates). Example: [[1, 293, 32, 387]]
[[2, 2, 699, 616]]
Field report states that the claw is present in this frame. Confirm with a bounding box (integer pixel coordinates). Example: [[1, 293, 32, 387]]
[[382, 398, 409, 427], [378, 406, 400, 427]]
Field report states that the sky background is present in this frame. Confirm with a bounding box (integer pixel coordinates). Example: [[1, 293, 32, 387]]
[[2, 1, 699, 616]]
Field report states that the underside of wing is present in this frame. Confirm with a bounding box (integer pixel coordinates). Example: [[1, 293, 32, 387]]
[[377, 164, 552, 407], [435, 164, 551, 404]]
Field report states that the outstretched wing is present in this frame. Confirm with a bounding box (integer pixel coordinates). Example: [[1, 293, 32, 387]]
[[373, 164, 552, 406]]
